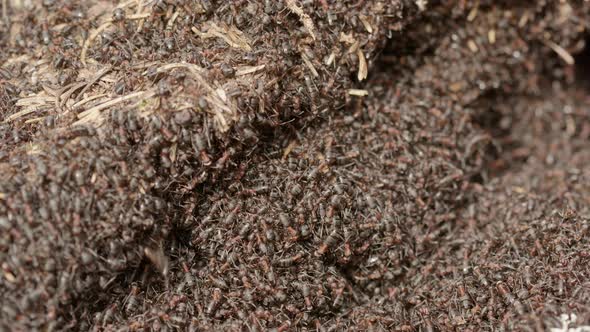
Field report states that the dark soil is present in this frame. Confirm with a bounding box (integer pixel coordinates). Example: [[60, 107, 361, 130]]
[[1, 0, 590, 331]]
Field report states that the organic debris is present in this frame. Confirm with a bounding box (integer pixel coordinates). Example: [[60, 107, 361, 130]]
[[1, 0, 590, 331]]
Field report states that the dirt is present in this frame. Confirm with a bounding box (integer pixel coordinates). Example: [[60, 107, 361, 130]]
[[1, 0, 590, 331]]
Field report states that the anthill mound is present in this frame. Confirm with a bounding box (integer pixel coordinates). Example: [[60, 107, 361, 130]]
[[1, 1, 590, 330]]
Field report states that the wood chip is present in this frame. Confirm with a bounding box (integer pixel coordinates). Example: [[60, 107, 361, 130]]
[[4, 108, 39, 123], [468, 40, 479, 53], [3, 271, 16, 283], [74, 90, 150, 126], [192, 23, 252, 51], [166, 10, 180, 30], [235, 65, 266, 76], [285, 0, 317, 41], [415, 0, 427, 11], [15, 95, 54, 107], [488, 29, 496, 44], [359, 15, 373, 34], [301, 53, 319, 77], [282, 140, 298, 160], [348, 89, 369, 96], [24, 117, 45, 124], [72, 93, 109, 109], [325, 52, 336, 66], [59, 82, 88, 109], [357, 49, 368, 81], [543, 39, 574, 65], [467, 1, 479, 22]]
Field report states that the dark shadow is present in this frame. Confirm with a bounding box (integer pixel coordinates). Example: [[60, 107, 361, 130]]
[[574, 37, 590, 91]]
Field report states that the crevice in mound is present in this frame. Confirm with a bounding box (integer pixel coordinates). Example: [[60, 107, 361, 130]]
[[466, 32, 590, 183], [374, 1, 455, 76], [574, 35, 590, 92], [468, 90, 517, 181]]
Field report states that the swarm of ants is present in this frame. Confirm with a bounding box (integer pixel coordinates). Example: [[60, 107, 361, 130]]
[[1, 0, 590, 331]]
